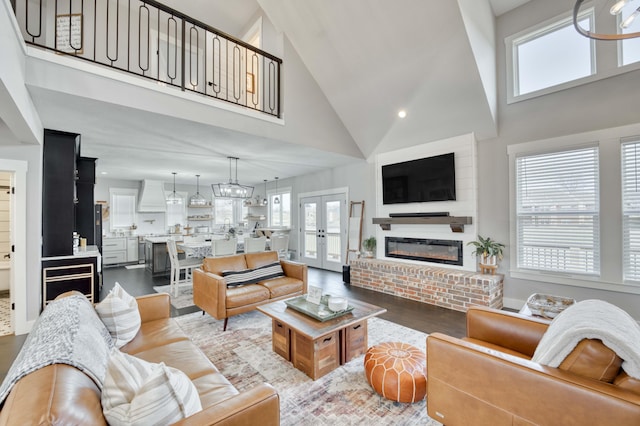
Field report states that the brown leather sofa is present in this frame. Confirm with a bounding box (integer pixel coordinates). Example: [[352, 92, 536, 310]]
[[0, 292, 280, 425], [193, 251, 307, 330], [426, 306, 640, 425]]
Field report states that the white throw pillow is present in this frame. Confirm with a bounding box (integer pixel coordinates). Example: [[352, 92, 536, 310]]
[[95, 282, 141, 348], [102, 349, 202, 425]]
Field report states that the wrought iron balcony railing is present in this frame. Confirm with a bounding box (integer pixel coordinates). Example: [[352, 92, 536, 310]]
[[14, 0, 282, 118]]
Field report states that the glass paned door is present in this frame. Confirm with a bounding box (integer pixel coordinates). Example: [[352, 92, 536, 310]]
[[299, 193, 346, 272]]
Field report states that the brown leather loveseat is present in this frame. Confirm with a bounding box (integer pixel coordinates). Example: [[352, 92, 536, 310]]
[[193, 251, 307, 330], [427, 306, 640, 425], [0, 292, 280, 425]]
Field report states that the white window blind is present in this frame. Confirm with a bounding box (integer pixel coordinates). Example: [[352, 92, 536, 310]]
[[622, 139, 640, 282], [110, 188, 138, 231], [516, 147, 600, 275], [213, 199, 235, 226]]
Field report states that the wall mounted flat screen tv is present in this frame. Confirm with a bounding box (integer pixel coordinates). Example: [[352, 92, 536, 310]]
[[382, 152, 456, 204]]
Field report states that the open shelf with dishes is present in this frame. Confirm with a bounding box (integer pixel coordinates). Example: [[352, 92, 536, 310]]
[[187, 204, 213, 227], [243, 199, 268, 227]]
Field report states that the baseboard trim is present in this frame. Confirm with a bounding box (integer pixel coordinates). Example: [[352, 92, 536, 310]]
[[503, 297, 525, 311], [15, 319, 35, 336]]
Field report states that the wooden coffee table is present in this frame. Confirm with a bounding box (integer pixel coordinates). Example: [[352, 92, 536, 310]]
[[257, 297, 387, 380]]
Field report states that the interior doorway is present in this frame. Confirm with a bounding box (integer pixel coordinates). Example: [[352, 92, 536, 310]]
[[0, 172, 11, 336], [299, 190, 347, 272], [0, 160, 27, 335]]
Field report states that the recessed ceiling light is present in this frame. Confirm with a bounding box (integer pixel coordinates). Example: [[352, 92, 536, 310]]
[[101, 171, 108, 175], [398, 110, 407, 118]]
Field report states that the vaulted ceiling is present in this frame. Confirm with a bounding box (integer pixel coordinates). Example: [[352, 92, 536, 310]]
[[15, 0, 531, 185]]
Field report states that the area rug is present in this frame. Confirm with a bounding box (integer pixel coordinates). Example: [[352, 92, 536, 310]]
[[175, 311, 442, 426], [152, 285, 195, 309]]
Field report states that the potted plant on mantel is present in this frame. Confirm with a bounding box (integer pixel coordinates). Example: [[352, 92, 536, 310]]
[[467, 235, 505, 270], [362, 236, 377, 258]]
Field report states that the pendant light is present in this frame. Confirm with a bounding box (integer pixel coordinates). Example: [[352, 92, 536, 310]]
[[212, 157, 254, 199], [262, 179, 268, 206], [574, 0, 640, 40], [273, 177, 280, 205], [189, 174, 207, 206], [166, 172, 182, 205]]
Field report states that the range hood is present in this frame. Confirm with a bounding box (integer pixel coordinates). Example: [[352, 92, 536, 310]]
[[138, 180, 167, 212]]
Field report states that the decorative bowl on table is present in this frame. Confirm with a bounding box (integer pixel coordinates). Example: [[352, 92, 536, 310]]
[[328, 296, 348, 312], [526, 293, 576, 319]]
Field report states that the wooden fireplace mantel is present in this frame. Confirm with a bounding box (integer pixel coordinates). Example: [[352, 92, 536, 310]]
[[372, 216, 473, 232]]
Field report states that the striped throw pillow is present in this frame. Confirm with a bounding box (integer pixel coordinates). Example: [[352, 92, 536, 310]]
[[95, 282, 141, 348], [222, 261, 285, 287], [102, 349, 202, 425]]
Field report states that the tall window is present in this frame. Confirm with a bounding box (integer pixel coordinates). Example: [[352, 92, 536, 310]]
[[620, 4, 640, 66], [165, 191, 187, 227], [213, 199, 235, 227], [270, 192, 291, 227], [622, 139, 640, 282], [515, 146, 600, 275], [510, 13, 594, 97], [109, 188, 138, 231]]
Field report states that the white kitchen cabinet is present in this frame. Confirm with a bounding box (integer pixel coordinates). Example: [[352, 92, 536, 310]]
[[104, 237, 139, 265], [127, 237, 138, 263], [103, 237, 126, 265]]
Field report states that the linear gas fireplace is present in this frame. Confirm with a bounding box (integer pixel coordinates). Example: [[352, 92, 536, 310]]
[[385, 237, 463, 266]]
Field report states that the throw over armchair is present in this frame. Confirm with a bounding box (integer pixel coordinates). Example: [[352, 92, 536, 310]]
[[426, 306, 640, 425]]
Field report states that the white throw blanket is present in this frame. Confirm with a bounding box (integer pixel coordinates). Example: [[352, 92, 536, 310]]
[[0, 295, 114, 405], [532, 299, 640, 380]]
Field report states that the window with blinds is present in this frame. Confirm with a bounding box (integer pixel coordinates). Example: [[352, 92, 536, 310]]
[[110, 188, 138, 231], [515, 146, 600, 275], [622, 139, 640, 282]]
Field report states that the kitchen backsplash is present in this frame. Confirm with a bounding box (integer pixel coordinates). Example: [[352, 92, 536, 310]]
[[103, 211, 167, 236]]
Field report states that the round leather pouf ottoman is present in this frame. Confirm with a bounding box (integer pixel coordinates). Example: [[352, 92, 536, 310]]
[[364, 342, 426, 403]]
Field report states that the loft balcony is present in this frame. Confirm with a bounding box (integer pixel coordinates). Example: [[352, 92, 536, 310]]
[[12, 0, 282, 118]]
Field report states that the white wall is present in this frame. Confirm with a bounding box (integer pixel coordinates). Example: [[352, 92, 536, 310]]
[[0, 0, 42, 145], [476, 0, 640, 316], [290, 159, 373, 256], [375, 134, 478, 271]]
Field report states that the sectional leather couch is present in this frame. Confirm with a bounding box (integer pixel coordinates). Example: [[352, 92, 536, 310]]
[[426, 306, 640, 425], [0, 292, 280, 425], [193, 251, 307, 330]]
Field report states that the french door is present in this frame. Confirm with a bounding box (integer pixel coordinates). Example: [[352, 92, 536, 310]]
[[299, 193, 346, 272]]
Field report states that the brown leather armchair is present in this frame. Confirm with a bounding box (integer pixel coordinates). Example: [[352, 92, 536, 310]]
[[426, 306, 640, 425]]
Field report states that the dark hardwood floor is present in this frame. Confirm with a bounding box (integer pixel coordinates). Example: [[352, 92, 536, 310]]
[[0, 264, 467, 382], [101, 264, 467, 336]]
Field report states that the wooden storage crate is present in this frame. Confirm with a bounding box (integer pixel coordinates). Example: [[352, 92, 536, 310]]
[[341, 320, 367, 363], [292, 330, 340, 380], [272, 319, 290, 361]]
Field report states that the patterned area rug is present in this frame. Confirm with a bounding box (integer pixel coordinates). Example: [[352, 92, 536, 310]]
[[175, 311, 442, 426], [152, 285, 195, 309]]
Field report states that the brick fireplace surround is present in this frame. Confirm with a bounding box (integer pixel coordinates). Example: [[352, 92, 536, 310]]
[[350, 258, 504, 312]]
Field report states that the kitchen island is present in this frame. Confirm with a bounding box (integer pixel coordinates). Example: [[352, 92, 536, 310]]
[[144, 236, 175, 277]]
